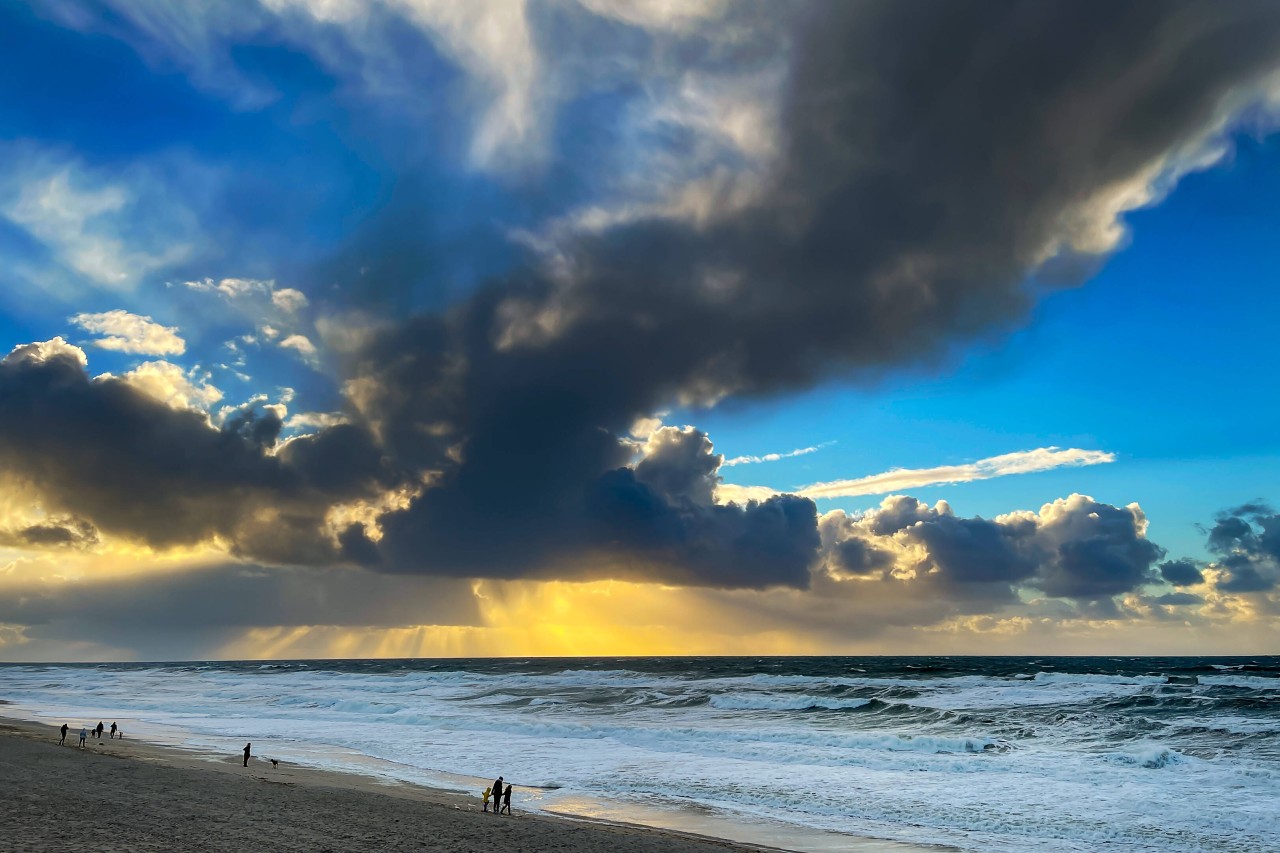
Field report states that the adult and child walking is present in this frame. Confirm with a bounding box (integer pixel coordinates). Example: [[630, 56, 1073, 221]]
[[484, 775, 513, 815]]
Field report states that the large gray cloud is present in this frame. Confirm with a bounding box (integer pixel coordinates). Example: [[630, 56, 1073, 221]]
[[1159, 558, 1206, 587], [5, 2, 1280, 591], [0, 341, 389, 560], [819, 494, 1165, 602], [335, 1, 1280, 584], [1205, 503, 1280, 592], [0, 563, 480, 660], [1033, 499, 1166, 598], [0, 516, 99, 550]]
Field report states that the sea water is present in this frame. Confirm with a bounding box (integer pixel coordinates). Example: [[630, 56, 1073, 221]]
[[1, 656, 1277, 852]]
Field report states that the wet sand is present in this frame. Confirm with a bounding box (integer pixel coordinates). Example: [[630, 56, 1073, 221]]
[[0, 717, 937, 852]]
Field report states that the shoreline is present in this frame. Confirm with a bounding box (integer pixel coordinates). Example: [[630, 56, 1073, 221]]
[[0, 716, 944, 853]]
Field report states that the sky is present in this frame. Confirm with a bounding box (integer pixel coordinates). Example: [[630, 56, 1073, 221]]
[[1, 0, 1278, 661]]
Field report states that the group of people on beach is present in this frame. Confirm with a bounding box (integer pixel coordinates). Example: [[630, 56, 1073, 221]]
[[58, 721, 120, 747], [483, 775, 514, 815]]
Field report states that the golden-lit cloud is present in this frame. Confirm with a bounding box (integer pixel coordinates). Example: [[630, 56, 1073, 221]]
[[115, 360, 223, 411], [71, 309, 186, 355]]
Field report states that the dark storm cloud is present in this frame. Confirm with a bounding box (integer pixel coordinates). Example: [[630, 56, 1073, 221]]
[[336, 1, 1280, 584], [1200, 503, 1280, 593], [1159, 558, 1205, 587], [8, 2, 1280, 591], [0, 563, 479, 630], [830, 537, 896, 577], [1034, 499, 1165, 598], [0, 516, 98, 549], [633, 427, 721, 508], [0, 563, 480, 659], [1215, 559, 1274, 593], [0, 341, 388, 560], [1152, 592, 1202, 606], [820, 495, 1164, 601], [366, 424, 819, 588], [1207, 514, 1260, 555], [585, 468, 819, 589], [903, 510, 1040, 587]]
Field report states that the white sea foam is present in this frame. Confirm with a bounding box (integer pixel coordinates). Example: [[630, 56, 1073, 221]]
[[708, 693, 873, 712], [1030, 671, 1169, 686], [1199, 674, 1280, 689]]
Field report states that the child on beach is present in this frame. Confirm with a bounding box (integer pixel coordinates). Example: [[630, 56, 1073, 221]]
[[482, 786, 492, 812], [78, 727, 87, 748], [501, 783, 512, 815]]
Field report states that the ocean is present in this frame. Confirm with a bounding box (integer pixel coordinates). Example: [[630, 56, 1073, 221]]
[[2, 656, 1277, 852]]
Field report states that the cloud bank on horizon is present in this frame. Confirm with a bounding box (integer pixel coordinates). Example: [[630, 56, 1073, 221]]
[[0, 0, 1278, 658]]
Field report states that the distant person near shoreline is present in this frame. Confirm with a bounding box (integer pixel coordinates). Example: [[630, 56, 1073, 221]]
[[243, 743, 251, 767], [110, 722, 117, 739], [59, 724, 68, 745], [78, 727, 87, 748], [501, 783, 512, 815]]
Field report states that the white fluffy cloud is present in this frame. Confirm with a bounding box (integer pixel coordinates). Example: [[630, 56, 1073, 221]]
[[116, 361, 223, 411], [279, 333, 318, 362], [271, 287, 308, 312], [71, 309, 186, 356], [2, 337, 88, 369]]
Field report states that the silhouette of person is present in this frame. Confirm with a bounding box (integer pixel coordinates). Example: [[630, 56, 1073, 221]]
[[78, 727, 87, 748], [59, 724, 68, 745], [96, 722, 104, 740], [491, 776, 503, 814], [110, 722, 117, 739], [501, 783, 512, 815], [243, 743, 252, 767]]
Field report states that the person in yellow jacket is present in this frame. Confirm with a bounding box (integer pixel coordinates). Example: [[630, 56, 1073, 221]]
[[482, 785, 492, 812]]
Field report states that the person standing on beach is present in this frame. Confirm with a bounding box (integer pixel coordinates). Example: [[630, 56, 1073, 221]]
[[243, 743, 252, 767], [78, 727, 87, 748], [110, 722, 117, 739], [96, 722, 104, 740], [501, 783, 512, 815], [491, 776, 503, 814], [59, 723, 68, 745], [482, 786, 492, 812]]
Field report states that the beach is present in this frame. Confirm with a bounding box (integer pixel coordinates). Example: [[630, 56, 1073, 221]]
[[0, 718, 779, 853], [0, 718, 923, 853]]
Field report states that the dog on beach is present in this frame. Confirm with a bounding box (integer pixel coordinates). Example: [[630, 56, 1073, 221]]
[[270, 759, 279, 769]]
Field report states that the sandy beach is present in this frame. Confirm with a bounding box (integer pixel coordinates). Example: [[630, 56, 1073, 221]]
[[0, 717, 929, 853]]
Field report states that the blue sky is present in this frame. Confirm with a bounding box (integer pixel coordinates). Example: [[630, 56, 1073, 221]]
[[1, 1, 1278, 659]]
